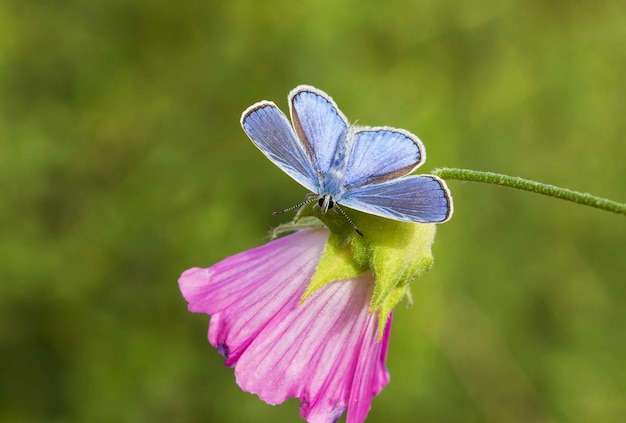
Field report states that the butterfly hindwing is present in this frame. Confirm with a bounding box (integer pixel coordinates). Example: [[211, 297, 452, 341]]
[[341, 175, 453, 223], [241, 101, 319, 193]]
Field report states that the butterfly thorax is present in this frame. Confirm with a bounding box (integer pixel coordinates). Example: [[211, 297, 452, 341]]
[[316, 129, 353, 211]]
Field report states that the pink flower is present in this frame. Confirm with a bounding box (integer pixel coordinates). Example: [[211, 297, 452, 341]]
[[179, 228, 391, 423]]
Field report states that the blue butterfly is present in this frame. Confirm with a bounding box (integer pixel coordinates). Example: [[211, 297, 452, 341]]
[[241, 85, 453, 233]]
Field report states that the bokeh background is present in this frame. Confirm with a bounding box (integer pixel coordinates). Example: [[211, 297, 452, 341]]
[[1, 0, 625, 422]]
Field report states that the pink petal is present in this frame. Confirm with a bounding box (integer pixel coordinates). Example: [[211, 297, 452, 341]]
[[179, 228, 391, 423], [179, 229, 329, 364]]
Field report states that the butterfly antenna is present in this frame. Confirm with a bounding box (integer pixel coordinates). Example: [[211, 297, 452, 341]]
[[335, 204, 365, 237], [272, 197, 317, 215]]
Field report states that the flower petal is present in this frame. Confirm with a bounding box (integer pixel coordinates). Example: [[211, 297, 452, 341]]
[[179, 228, 391, 423], [179, 229, 329, 365]]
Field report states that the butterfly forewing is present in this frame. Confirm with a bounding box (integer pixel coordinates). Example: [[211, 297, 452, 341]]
[[341, 175, 453, 223], [289, 86, 349, 176], [344, 128, 424, 189], [241, 102, 319, 193]]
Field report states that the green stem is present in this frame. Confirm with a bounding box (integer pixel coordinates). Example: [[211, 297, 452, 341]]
[[432, 167, 626, 216]]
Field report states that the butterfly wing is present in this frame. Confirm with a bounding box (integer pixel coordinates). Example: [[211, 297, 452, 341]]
[[344, 127, 425, 189], [340, 175, 453, 223], [289, 85, 349, 175], [241, 101, 319, 193]]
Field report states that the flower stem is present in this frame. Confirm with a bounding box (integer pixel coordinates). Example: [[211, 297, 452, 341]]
[[432, 167, 626, 216]]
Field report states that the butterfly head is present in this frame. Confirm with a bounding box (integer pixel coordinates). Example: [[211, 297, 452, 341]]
[[318, 195, 335, 214], [273, 193, 363, 236], [316, 194, 364, 237]]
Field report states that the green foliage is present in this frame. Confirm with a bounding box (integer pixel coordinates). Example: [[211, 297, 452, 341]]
[[1, 0, 625, 422]]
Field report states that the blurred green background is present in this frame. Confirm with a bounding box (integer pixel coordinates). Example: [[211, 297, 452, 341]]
[[1, 0, 625, 422]]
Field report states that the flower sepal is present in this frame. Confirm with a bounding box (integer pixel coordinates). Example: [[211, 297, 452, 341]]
[[295, 202, 437, 337]]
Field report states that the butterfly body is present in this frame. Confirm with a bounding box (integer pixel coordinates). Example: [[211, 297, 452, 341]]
[[317, 129, 354, 208], [241, 85, 453, 224]]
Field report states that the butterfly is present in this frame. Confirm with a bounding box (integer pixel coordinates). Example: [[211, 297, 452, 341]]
[[240, 85, 453, 234]]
